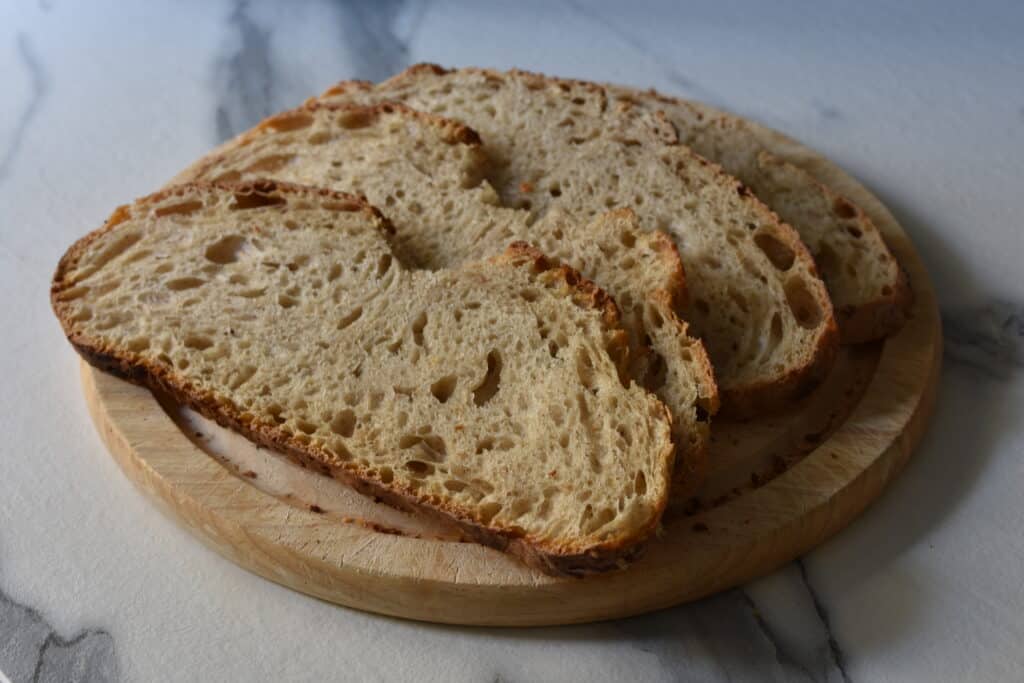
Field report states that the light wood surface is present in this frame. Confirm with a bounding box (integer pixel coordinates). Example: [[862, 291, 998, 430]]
[[78, 111, 942, 626]]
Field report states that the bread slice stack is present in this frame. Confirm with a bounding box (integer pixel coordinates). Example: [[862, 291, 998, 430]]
[[51, 65, 912, 576]]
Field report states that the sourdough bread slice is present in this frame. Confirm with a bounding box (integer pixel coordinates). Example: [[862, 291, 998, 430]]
[[52, 181, 676, 576], [610, 89, 912, 343], [317, 65, 839, 415], [178, 102, 717, 498]]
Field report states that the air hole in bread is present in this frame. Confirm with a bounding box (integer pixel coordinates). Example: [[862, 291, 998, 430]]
[[330, 409, 356, 438], [647, 304, 665, 329], [212, 170, 242, 184], [337, 307, 362, 330], [296, 419, 317, 435], [307, 130, 330, 145], [59, 285, 90, 301], [265, 111, 314, 132], [644, 352, 668, 392], [784, 277, 824, 329], [588, 507, 616, 534], [520, 288, 539, 302], [400, 433, 447, 462], [472, 350, 502, 406], [376, 253, 392, 277], [478, 502, 502, 524], [832, 197, 857, 219], [125, 336, 150, 352], [155, 201, 204, 218], [70, 307, 93, 322], [576, 348, 596, 389], [205, 235, 249, 264], [404, 460, 433, 477], [770, 311, 784, 348], [444, 479, 466, 492], [242, 154, 294, 175], [278, 294, 298, 308], [634, 471, 647, 495], [846, 225, 863, 239], [166, 277, 205, 291], [228, 365, 256, 390], [430, 375, 457, 403], [230, 191, 287, 211], [728, 289, 749, 314], [87, 233, 143, 274], [411, 312, 428, 347], [815, 242, 839, 279], [754, 231, 796, 270]]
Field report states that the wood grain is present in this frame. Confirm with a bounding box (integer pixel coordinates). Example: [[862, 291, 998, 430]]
[[77, 110, 941, 626]]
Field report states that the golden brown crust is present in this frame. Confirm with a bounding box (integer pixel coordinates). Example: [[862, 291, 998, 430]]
[[644, 288, 719, 500], [837, 264, 913, 344], [318, 64, 839, 417], [180, 101, 483, 186], [495, 241, 623, 332], [354, 65, 839, 417], [618, 84, 912, 345], [52, 183, 669, 577]]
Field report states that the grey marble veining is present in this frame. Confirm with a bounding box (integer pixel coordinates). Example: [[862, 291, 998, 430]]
[[214, 1, 282, 141], [943, 300, 1024, 378], [330, 0, 424, 83], [0, 585, 116, 683], [0, 34, 47, 183], [563, 0, 727, 111], [2, 1, 1023, 681]]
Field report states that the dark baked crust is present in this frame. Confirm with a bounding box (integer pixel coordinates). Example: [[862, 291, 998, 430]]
[[52, 182, 673, 577], [318, 63, 840, 417]]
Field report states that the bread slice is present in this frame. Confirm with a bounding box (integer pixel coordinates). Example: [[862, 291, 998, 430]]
[[610, 89, 912, 343], [317, 65, 839, 415], [51, 180, 676, 576], [177, 102, 717, 498]]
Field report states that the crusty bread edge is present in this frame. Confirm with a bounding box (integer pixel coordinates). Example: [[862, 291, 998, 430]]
[[318, 64, 841, 417], [623, 87, 913, 344], [174, 102, 715, 496], [52, 181, 674, 577]]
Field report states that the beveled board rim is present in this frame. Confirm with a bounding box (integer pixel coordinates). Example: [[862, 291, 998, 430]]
[[77, 104, 941, 626]]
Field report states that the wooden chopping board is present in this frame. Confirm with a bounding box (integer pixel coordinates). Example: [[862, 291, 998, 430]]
[[78, 109, 942, 626]]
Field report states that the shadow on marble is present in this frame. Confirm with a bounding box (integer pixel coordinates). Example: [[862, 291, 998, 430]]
[[793, 184, 1021, 646], [395, 189, 1016, 680]]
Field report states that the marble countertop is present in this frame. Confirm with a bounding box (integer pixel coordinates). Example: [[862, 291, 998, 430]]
[[2, 1, 1022, 681]]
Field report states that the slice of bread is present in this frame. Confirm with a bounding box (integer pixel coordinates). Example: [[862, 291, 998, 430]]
[[177, 102, 717, 498], [611, 89, 912, 343], [51, 180, 676, 576], [317, 65, 839, 415]]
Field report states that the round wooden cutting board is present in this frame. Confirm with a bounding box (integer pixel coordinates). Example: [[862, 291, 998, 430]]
[[79, 109, 941, 626]]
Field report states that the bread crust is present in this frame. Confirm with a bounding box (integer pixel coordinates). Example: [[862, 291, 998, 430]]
[[176, 102, 718, 499], [52, 181, 674, 577], [611, 85, 913, 345], [319, 64, 840, 417]]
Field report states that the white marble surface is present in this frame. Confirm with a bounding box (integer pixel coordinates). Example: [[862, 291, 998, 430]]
[[1, 1, 1022, 681]]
